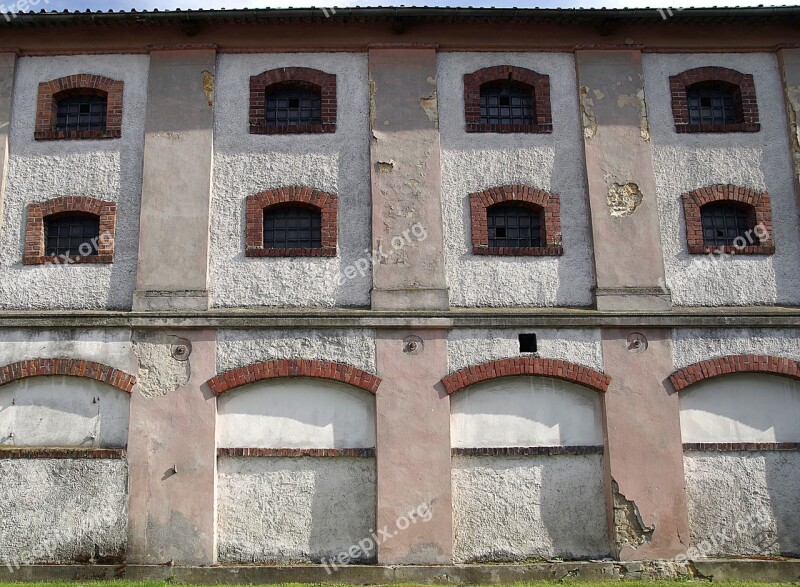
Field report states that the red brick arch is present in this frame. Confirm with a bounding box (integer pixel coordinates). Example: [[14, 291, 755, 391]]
[[441, 358, 610, 395], [207, 359, 381, 396], [669, 355, 800, 392], [35, 74, 124, 140], [0, 358, 136, 393], [249, 67, 336, 134]]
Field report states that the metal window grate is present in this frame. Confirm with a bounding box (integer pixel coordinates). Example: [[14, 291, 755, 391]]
[[687, 85, 737, 126], [55, 94, 107, 133], [45, 214, 100, 256], [488, 203, 542, 248], [265, 86, 322, 126], [263, 206, 322, 249], [480, 82, 534, 126], [701, 202, 753, 247]]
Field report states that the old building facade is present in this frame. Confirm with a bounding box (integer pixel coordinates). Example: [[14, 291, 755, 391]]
[[0, 6, 799, 570]]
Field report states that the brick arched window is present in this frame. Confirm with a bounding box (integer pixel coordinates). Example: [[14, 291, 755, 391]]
[[464, 66, 552, 133], [245, 186, 337, 257], [682, 184, 774, 255], [669, 67, 759, 133], [23, 197, 116, 265], [249, 67, 336, 134], [35, 74, 123, 140], [469, 185, 562, 256]]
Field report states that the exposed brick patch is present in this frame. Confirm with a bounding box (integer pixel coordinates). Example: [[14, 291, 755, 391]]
[[669, 354, 800, 392], [0, 358, 135, 392], [245, 186, 337, 257], [682, 185, 774, 255], [218, 447, 375, 458], [0, 447, 126, 459], [441, 357, 610, 395], [35, 74, 123, 140], [683, 442, 800, 452], [249, 67, 336, 134], [464, 66, 552, 133], [469, 185, 562, 256], [452, 446, 604, 456], [669, 66, 759, 133], [23, 196, 116, 265], [208, 359, 381, 395]]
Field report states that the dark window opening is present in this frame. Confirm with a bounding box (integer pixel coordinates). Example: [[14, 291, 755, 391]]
[[519, 333, 537, 353], [687, 83, 737, 126], [487, 203, 542, 248], [265, 85, 322, 126], [480, 81, 534, 126], [45, 214, 100, 257], [55, 94, 107, 133], [263, 206, 322, 249], [700, 202, 755, 247]]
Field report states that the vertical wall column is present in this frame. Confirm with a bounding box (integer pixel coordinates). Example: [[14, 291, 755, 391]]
[[778, 49, 800, 224], [0, 52, 17, 236], [601, 329, 689, 559], [369, 47, 453, 564], [133, 48, 216, 311], [576, 50, 670, 311], [126, 329, 218, 565]]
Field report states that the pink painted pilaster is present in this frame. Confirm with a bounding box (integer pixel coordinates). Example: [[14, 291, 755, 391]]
[[777, 49, 800, 226]]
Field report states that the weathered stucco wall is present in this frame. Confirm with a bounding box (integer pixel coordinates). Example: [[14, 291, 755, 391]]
[[450, 376, 603, 448], [218, 378, 375, 448], [684, 452, 800, 557], [672, 328, 800, 369], [217, 456, 376, 563], [452, 455, 610, 562], [210, 53, 371, 308], [0, 328, 137, 371], [0, 459, 128, 565], [0, 55, 147, 310], [645, 53, 800, 306], [447, 328, 603, 372], [438, 52, 594, 307]]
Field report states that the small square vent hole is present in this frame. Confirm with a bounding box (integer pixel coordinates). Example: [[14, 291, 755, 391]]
[[519, 333, 537, 353]]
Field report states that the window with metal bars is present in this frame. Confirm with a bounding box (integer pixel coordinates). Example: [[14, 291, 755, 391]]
[[700, 202, 755, 247], [263, 206, 322, 249], [687, 83, 737, 126], [480, 81, 535, 127], [45, 214, 100, 257], [55, 94, 107, 133], [265, 84, 322, 126], [487, 203, 542, 248]]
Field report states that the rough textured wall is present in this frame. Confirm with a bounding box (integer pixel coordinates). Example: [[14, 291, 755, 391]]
[[645, 53, 800, 306], [447, 328, 602, 372], [684, 452, 800, 557], [216, 328, 376, 374], [218, 378, 376, 448], [438, 52, 594, 307], [211, 54, 371, 308], [452, 455, 609, 562], [672, 328, 800, 369], [0, 55, 147, 310], [217, 456, 376, 563], [0, 328, 137, 370], [0, 459, 128, 565], [451, 376, 603, 448]]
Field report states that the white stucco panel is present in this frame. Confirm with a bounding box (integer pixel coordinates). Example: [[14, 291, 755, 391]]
[[672, 328, 800, 369]]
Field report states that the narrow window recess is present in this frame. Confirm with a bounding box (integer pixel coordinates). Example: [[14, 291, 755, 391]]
[[519, 333, 538, 353]]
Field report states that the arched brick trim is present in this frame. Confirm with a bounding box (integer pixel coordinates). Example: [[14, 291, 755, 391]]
[[682, 184, 774, 255], [469, 185, 562, 256], [249, 67, 336, 134], [0, 358, 136, 393], [669, 66, 759, 133], [23, 196, 117, 265], [245, 186, 337, 257], [207, 359, 381, 396], [464, 66, 552, 133], [441, 358, 610, 395], [35, 74, 123, 140], [669, 354, 800, 392]]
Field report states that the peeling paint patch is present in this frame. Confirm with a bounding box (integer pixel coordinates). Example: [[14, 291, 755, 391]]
[[131, 332, 190, 398], [377, 161, 394, 173], [420, 89, 439, 127], [580, 86, 598, 139], [607, 181, 644, 217], [202, 70, 214, 107], [612, 479, 654, 551], [785, 85, 800, 178], [617, 88, 650, 141]]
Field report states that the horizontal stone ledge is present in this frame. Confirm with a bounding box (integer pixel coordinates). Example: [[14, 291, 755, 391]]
[[218, 447, 375, 458], [683, 442, 800, 452], [453, 445, 604, 456], [0, 447, 126, 459]]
